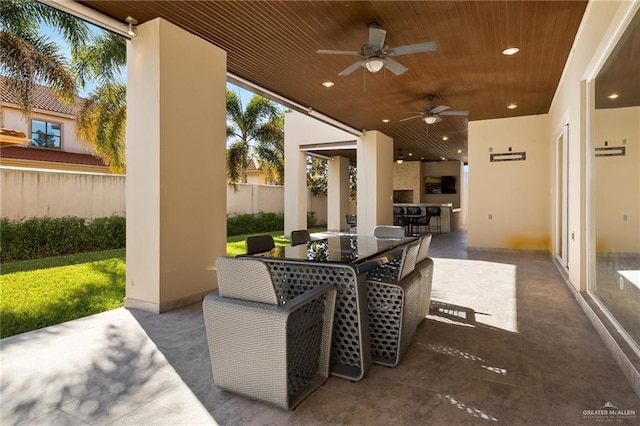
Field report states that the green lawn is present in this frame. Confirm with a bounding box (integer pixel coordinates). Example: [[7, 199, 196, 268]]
[[0, 228, 326, 338], [1, 249, 126, 338]]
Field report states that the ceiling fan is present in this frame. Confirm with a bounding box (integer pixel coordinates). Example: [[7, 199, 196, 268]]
[[401, 95, 469, 124], [317, 23, 437, 76]]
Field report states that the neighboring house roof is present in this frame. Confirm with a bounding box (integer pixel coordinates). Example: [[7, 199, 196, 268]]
[[0, 146, 106, 167], [0, 76, 78, 115], [246, 158, 261, 172]]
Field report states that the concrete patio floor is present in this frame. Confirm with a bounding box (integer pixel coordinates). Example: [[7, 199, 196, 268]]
[[1, 230, 638, 425]]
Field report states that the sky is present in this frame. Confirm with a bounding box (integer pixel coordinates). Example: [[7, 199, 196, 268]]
[[42, 23, 259, 106]]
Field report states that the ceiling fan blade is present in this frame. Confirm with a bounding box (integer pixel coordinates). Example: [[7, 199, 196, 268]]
[[369, 26, 387, 49], [387, 41, 437, 56], [430, 105, 450, 114], [339, 60, 366, 76], [400, 115, 423, 122], [317, 49, 362, 56], [440, 110, 469, 116], [384, 58, 408, 75]]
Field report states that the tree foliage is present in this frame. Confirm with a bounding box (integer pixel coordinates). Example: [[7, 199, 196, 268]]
[[307, 156, 357, 201], [253, 113, 285, 185], [225, 89, 279, 185], [0, 0, 88, 116], [72, 31, 127, 173], [307, 157, 328, 196]]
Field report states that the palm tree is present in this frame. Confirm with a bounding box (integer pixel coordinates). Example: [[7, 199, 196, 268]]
[[226, 89, 279, 185], [253, 112, 285, 185], [0, 0, 88, 119], [75, 82, 126, 173], [73, 31, 127, 173]]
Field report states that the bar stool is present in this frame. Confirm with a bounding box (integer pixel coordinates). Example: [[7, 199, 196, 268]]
[[345, 213, 357, 233], [425, 206, 441, 233]]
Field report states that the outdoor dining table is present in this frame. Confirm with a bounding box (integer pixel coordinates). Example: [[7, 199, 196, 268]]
[[243, 234, 417, 381], [259, 234, 416, 266]]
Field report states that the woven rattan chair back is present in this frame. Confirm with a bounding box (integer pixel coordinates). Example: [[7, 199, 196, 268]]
[[373, 225, 405, 239], [416, 234, 433, 263], [290, 230, 311, 246], [245, 234, 275, 255], [216, 257, 279, 304], [398, 241, 420, 280]]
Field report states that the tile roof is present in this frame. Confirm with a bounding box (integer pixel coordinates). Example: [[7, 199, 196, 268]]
[[246, 158, 261, 171], [0, 76, 79, 115], [0, 146, 106, 167]]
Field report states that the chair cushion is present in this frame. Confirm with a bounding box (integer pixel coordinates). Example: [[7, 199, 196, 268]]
[[216, 257, 279, 304]]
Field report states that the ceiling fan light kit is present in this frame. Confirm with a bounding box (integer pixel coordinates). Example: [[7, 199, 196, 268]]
[[401, 95, 469, 125], [365, 58, 385, 73]]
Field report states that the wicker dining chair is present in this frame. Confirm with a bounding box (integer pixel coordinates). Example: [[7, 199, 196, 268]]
[[373, 225, 406, 239], [365, 240, 431, 366], [203, 257, 337, 410], [245, 234, 275, 255], [290, 229, 311, 246]]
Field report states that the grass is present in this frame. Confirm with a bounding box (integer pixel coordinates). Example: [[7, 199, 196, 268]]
[[1, 249, 126, 338], [0, 228, 327, 338]]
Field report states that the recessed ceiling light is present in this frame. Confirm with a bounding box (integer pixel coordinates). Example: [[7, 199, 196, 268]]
[[457, 149, 463, 154], [607, 93, 619, 99], [322, 81, 334, 87], [381, 119, 390, 123], [502, 47, 520, 56], [442, 136, 448, 141], [440, 156, 447, 161], [507, 103, 518, 109], [408, 152, 413, 156]]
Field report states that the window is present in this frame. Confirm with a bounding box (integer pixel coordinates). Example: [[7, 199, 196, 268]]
[[31, 119, 61, 149]]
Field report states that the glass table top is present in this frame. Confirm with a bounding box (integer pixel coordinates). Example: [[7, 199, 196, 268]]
[[258, 234, 417, 264]]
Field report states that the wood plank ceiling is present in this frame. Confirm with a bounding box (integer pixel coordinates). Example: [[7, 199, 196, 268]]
[[79, 0, 588, 164]]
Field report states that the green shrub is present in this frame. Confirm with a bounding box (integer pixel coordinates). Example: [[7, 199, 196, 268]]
[[227, 212, 284, 236], [0, 216, 125, 263]]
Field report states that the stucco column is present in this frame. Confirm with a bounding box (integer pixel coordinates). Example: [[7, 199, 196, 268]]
[[327, 155, 350, 231], [284, 113, 308, 236], [356, 131, 394, 235], [125, 18, 227, 313]]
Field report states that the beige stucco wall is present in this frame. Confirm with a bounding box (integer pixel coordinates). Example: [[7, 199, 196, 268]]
[[594, 106, 640, 254], [423, 161, 464, 207], [1, 105, 93, 155], [0, 167, 125, 220], [468, 114, 550, 250], [392, 160, 464, 208], [357, 131, 394, 235], [284, 111, 357, 235], [226, 184, 283, 216], [393, 161, 422, 204], [125, 18, 227, 312], [1, 167, 325, 224]]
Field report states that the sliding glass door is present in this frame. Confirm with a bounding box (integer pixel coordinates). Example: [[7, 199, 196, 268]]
[[589, 8, 640, 350]]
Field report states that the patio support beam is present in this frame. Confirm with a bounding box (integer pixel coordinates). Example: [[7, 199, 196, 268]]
[[327, 155, 350, 232], [125, 18, 227, 313], [356, 131, 394, 235]]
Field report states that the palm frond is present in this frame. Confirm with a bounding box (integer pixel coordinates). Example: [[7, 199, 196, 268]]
[[75, 82, 126, 173], [73, 32, 126, 87], [226, 141, 244, 186], [0, 31, 76, 115]]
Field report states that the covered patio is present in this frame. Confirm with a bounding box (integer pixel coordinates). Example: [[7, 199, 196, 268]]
[[2, 231, 638, 425]]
